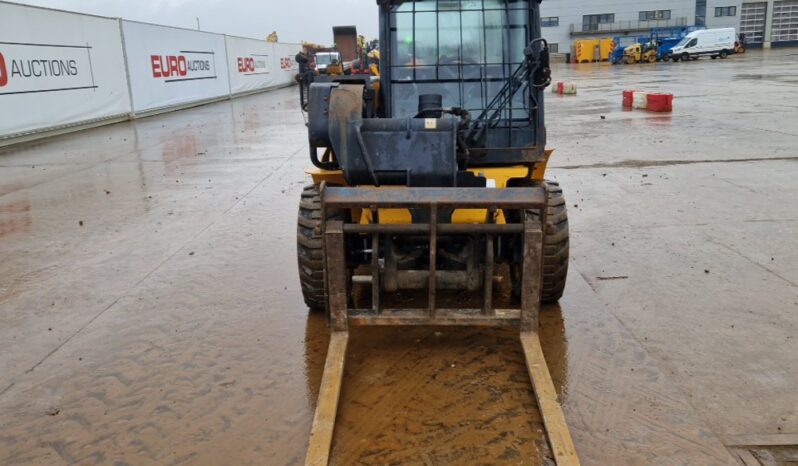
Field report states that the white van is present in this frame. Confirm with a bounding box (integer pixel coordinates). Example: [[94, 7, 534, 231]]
[[670, 28, 737, 61]]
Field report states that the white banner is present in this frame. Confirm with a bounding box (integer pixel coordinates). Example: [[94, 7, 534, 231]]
[[122, 21, 230, 113], [272, 42, 301, 87], [225, 35, 274, 95], [0, 3, 131, 138], [225, 37, 301, 95]]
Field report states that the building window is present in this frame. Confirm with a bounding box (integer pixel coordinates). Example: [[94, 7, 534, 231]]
[[582, 13, 615, 32], [548, 43, 559, 53], [696, 0, 707, 26], [541, 16, 559, 27], [715, 6, 737, 17], [639, 10, 672, 21]]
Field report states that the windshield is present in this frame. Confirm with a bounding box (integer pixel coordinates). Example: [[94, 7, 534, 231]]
[[316, 54, 335, 65], [389, 0, 532, 118], [675, 37, 691, 48]]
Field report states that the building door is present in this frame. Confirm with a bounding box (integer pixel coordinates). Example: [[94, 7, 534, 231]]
[[772, 0, 798, 43], [740, 2, 768, 44]]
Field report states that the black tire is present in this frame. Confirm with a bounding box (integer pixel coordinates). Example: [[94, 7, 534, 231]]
[[720, 50, 728, 59], [511, 181, 570, 303], [682, 52, 690, 62], [534, 182, 570, 303], [297, 184, 327, 311]]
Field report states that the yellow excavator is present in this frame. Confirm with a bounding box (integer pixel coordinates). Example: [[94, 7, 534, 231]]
[[298, 1, 579, 464]]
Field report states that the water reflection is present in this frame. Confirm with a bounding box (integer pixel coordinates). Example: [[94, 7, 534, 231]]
[[0, 194, 31, 239]]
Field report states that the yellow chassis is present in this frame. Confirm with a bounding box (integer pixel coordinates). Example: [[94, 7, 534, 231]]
[[307, 150, 553, 225]]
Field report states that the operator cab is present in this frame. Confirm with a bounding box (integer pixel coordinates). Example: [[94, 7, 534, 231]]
[[307, 0, 551, 186], [380, 0, 549, 162]]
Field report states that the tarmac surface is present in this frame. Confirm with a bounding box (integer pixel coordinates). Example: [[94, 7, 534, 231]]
[[1, 48, 797, 465]]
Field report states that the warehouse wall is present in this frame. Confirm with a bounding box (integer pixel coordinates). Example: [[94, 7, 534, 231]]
[[706, 0, 745, 29], [0, 1, 300, 144], [540, 0, 697, 52]]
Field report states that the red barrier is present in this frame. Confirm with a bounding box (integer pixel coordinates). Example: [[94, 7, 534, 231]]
[[647, 93, 674, 112], [622, 90, 635, 108]]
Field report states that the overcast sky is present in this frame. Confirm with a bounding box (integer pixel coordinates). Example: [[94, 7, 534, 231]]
[[15, 0, 379, 44]]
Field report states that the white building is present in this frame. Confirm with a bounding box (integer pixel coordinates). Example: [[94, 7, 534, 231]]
[[540, 0, 798, 52]]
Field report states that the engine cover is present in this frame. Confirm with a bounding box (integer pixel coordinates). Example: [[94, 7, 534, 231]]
[[327, 84, 458, 187]]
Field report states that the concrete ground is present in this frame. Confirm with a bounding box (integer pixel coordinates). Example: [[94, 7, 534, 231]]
[[1, 48, 796, 465]]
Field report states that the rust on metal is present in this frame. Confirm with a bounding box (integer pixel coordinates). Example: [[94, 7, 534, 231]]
[[521, 331, 581, 466], [324, 220, 348, 332], [520, 219, 543, 333], [323, 186, 546, 209], [428, 204, 438, 313], [349, 308, 521, 327], [370, 206, 380, 313], [305, 332, 349, 466], [342, 223, 525, 234]]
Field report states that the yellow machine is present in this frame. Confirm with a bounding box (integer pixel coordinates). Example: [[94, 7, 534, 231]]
[[324, 59, 344, 76], [367, 49, 380, 76], [735, 39, 746, 54], [298, 1, 579, 465], [624, 43, 657, 64]]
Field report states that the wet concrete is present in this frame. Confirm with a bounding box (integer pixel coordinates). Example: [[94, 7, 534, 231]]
[[1, 48, 797, 465]]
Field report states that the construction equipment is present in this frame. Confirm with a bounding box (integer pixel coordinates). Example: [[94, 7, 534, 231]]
[[624, 42, 658, 64], [610, 36, 644, 64], [297, 1, 577, 464], [315, 51, 344, 75], [332, 26, 358, 63], [735, 33, 747, 54], [366, 49, 379, 76]]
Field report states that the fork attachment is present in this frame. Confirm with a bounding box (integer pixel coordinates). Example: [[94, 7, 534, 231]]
[[306, 186, 580, 466]]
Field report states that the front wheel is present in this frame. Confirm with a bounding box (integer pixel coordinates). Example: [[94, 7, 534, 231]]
[[682, 52, 690, 62], [720, 50, 729, 59], [297, 185, 327, 312], [512, 181, 570, 303]]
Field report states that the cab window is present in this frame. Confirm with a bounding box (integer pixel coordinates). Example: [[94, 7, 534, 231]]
[[687, 38, 698, 48]]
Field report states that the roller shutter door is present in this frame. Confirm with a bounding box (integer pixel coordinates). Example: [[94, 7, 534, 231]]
[[741, 2, 768, 44], [773, 0, 798, 43]]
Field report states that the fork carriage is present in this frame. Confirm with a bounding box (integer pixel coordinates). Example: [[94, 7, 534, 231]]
[[305, 185, 579, 466]]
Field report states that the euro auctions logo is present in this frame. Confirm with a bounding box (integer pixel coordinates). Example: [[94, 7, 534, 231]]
[[0, 53, 7, 87], [151, 51, 217, 82], [0, 42, 96, 95], [236, 55, 268, 75]]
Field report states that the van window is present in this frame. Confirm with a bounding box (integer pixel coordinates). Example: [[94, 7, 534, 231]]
[[687, 38, 698, 48]]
